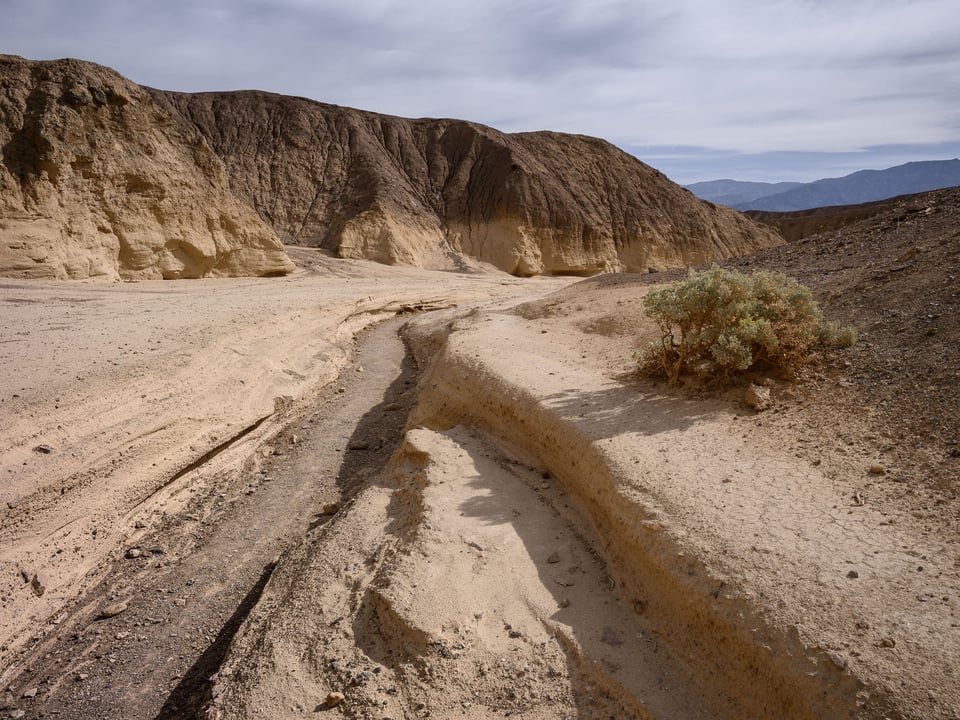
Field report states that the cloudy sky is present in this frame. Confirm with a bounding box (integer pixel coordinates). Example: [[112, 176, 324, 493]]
[[3, 0, 959, 183]]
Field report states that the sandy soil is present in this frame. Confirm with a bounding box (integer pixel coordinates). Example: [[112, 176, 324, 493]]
[[0, 250, 559, 676], [1, 241, 958, 719]]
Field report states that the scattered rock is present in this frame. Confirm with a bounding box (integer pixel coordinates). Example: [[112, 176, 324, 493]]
[[125, 548, 143, 559], [508, 629, 523, 639], [33, 444, 53, 454], [30, 574, 46, 597], [6, 496, 22, 509], [324, 692, 345, 709], [868, 465, 886, 475], [383, 403, 402, 412], [846, 570, 859, 579], [827, 652, 847, 670], [74, 673, 88, 681], [558, 598, 570, 608], [546, 552, 560, 564], [744, 384, 772, 411], [347, 440, 370, 451], [878, 637, 896, 648], [9, 710, 25, 719], [321, 502, 340, 515], [20, 689, 37, 699], [97, 602, 128, 619]]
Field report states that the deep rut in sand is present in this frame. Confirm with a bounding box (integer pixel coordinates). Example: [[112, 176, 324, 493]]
[[1, 316, 418, 720]]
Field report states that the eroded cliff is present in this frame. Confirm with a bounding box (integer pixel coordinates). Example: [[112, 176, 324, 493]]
[[0, 56, 293, 280], [153, 90, 783, 275], [0, 55, 781, 280]]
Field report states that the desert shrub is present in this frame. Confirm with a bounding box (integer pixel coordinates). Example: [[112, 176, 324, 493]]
[[637, 266, 856, 384]]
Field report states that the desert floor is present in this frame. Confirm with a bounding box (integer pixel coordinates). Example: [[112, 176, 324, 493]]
[[0, 247, 957, 719]]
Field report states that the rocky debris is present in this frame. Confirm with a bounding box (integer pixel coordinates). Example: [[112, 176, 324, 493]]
[[32, 444, 53, 454], [29, 573, 46, 597], [96, 601, 128, 619], [125, 547, 143, 559], [0, 55, 294, 280], [728, 185, 960, 489], [744, 384, 772, 411], [868, 464, 886, 475], [324, 691, 345, 709]]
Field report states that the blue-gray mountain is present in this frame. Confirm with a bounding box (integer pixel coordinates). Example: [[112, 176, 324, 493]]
[[687, 159, 960, 212]]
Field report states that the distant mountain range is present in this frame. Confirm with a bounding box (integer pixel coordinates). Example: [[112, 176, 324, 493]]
[[686, 159, 960, 211]]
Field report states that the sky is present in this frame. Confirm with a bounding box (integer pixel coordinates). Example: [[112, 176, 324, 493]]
[[2, 0, 959, 184]]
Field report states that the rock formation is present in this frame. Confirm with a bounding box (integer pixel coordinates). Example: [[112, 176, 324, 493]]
[[154, 89, 782, 275], [0, 55, 781, 280], [0, 56, 293, 280]]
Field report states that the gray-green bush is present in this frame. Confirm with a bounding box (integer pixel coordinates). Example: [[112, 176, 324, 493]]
[[637, 266, 856, 384]]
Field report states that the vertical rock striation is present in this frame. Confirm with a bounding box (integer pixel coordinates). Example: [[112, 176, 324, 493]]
[[154, 90, 783, 276], [0, 54, 780, 280], [0, 55, 293, 280]]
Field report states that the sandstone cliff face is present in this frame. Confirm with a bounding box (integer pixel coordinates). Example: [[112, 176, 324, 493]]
[[153, 90, 783, 276], [0, 55, 779, 281], [0, 56, 293, 280]]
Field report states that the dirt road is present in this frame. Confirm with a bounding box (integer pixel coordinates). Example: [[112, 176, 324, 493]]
[[1, 315, 419, 718]]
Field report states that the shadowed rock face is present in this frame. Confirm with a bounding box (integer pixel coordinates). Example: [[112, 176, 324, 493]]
[[0, 55, 293, 280], [152, 90, 783, 276], [0, 54, 781, 280]]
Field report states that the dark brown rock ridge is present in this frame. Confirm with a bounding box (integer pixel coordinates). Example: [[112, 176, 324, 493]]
[[0, 55, 293, 280], [151, 89, 783, 275]]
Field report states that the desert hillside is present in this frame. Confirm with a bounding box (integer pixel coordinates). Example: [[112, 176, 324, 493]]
[[0, 55, 294, 280], [151, 89, 782, 275], [0, 55, 781, 280]]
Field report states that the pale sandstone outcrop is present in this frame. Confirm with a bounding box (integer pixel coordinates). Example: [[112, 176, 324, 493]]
[[0, 55, 293, 280], [154, 91, 783, 276]]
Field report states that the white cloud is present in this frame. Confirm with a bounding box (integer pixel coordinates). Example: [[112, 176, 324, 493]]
[[1, 0, 958, 180]]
